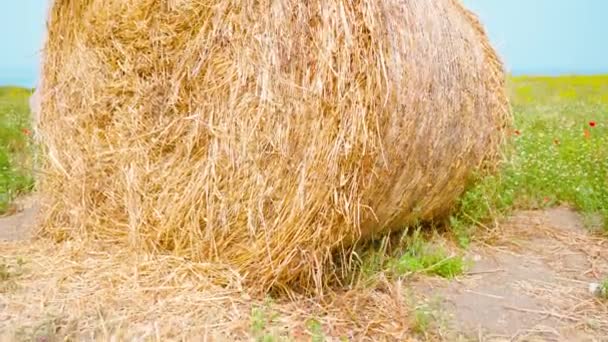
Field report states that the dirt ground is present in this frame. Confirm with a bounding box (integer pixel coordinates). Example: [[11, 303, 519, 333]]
[[1, 201, 607, 341], [0, 196, 38, 241], [414, 208, 608, 341]]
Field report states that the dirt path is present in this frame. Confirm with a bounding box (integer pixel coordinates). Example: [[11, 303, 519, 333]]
[[414, 207, 608, 341], [0, 196, 39, 241], [1, 202, 607, 341]]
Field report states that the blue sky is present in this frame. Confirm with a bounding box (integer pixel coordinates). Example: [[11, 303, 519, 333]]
[[463, 0, 608, 76], [1, 1, 607, 86], [0, 1, 47, 87]]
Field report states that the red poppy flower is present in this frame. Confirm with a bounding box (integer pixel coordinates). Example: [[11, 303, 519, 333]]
[[21, 128, 31, 136], [589, 121, 596, 127], [514, 130, 521, 136], [584, 129, 591, 139]]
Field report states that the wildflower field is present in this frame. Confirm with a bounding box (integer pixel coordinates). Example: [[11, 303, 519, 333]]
[[0, 86, 34, 214], [452, 75, 608, 242]]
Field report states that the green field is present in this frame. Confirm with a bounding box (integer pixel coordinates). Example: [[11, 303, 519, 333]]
[[0, 87, 35, 214], [0, 76, 607, 231], [451, 75, 608, 244]]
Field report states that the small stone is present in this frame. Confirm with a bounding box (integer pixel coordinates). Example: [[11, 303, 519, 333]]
[[589, 283, 601, 296]]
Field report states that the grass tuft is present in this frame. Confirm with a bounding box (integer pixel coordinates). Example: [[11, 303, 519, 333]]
[[411, 305, 433, 335], [305, 319, 326, 342], [600, 278, 608, 300], [388, 230, 465, 279], [354, 228, 466, 284]]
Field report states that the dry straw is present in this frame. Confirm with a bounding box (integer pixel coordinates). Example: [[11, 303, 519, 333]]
[[36, 0, 510, 293]]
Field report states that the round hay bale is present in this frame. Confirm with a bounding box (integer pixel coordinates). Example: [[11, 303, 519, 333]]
[[37, 0, 510, 292]]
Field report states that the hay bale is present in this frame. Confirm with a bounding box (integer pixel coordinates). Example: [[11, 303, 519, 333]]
[[37, 0, 509, 292]]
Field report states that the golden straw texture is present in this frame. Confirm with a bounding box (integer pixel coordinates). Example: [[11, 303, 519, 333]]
[[37, 0, 510, 293]]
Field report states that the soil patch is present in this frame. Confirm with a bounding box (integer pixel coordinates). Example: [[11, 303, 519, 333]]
[[415, 207, 608, 341]]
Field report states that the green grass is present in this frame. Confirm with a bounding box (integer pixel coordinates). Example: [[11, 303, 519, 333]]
[[388, 230, 465, 279], [411, 305, 433, 335], [249, 303, 329, 342], [305, 319, 326, 342], [451, 75, 608, 239], [600, 278, 608, 300], [0, 86, 35, 214], [355, 228, 466, 284], [250, 298, 294, 342]]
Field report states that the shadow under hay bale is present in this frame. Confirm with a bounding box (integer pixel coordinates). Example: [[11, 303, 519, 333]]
[[36, 0, 510, 294]]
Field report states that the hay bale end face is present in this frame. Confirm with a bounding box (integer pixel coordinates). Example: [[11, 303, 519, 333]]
[[38, 0, 510, 293]]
